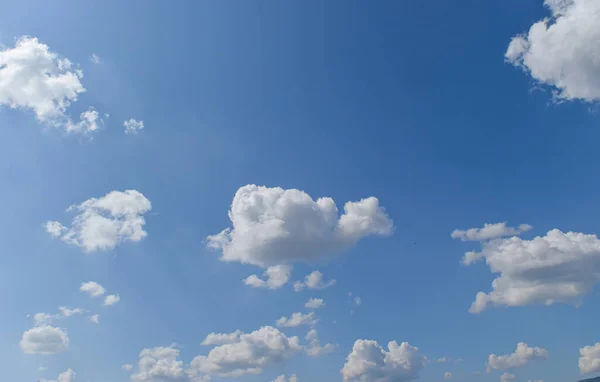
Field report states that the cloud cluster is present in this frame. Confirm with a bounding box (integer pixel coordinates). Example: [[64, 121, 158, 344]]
[[80, 280, 119, 306], [124, 118, 144, 134], [40, 369, 75, 382], [579, 342, 600, 374], [505, 0, 600, 102], [488, 343, 548, 370], [207, 185, 393, 267], [20, 325, 69, 355], [46, 190, 152, 252], [451, 222, 532, 242], [243, 265, 292, 289], [341, 339, 426, 382], [294, 271, 336, 292], [130, 346, 187, 381]]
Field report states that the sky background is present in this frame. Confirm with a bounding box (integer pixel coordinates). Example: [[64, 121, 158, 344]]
[[1, 1, 599, 382]]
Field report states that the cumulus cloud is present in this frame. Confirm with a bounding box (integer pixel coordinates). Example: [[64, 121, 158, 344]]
[[293, 271, 336, 292], [341, 339, 426, 382], [40, 368, 75, 382], [190, 326, 301, 378], [273, 375, 298, 382], [0, 36, 103, 133], [444, 372, 453, 380], [488, 343, 548, 370], [579, 343, 600, 374], [124, 118, 144, 134], [104, 294, 120, 306], [305, 298, 325, 309], [305, 329, 335, 357], [462, 229, 600, 313], [46, 190, 152, 252], [201, 330, 242, 346], [451, 222, 532, 242], [501, 373, 516, 382], [505, 0, 600, 102], [20, 325, 69, 354], [80, 281, 106, 297], [243, 265, 292, 289], [207, 185, 393, 267], [276, 312, 318, 328], [130, 346, 187, 381]]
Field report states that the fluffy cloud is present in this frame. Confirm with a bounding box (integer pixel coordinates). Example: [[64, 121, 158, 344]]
[[124, 118, 144, 134], [130, 346, 187, 381], [505, 0, 600, 102], [104, 294, 120, 306], [341, 339, 426, 382], [305, 329, 335, 357], [190, 326, 301, 378], [579, 343, 600, 374], [243, 265, 292, 289], [32, 307, 85, 326], [276, 312, 318, 328], [46, 190, 152, 252], [273, 375, 298, 382], [305, 298, 325, 309], [462, 229, 600, 313], [488, 343, 548, 370], [451, 222, 532, 242], [207, 185, 393, 267], [293, 271, 336, 292], [20, 325, 69, 354], [80, 281, 106, 297], [501, 373, 516, 382], [0, 36, 103, 133], [444, 372, 453, 380], [40, 369, 75, 382], [201, 330, 242, 346]]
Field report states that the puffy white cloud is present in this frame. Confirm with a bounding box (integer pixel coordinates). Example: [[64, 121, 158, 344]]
[[444, 372, 453, 380], [293, 271, 336, 292], [305, 298, 325, 309], [243, 265, 292, 289], [124, 118, 144, 135], [104, 294, 120, 306], [190, 326, 301, 378], [501, 373, 516, 382], [90, 54, 101, 64], [505, 0, 600, 102], [273, 375, 298, 382], [20, 325, 69, 354], [579, 342, 600, 374], [40, 368, 75, 382], [276, 312, 318, 328], [89, 314, 100, 324], [451, 223, 532, 242], [207, 185, 393, 267], [130, 345, 187, 381], [122, 364, 134, 371], [463, 229, 600, 313], [0, 36, 103, 133], [341, 339, 426, 382], [46, 190, 152, 252], [305, 329, 335, 357], [488, 343, 548, 370], [201, 330, 242, 346], [80, 281, 106, 297]]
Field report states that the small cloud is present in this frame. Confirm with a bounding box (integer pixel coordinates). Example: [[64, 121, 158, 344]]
[[89, 314, 100, 324], [122, 364, 133, 371], [354, 296, 362, 306], [90, 53, 101, 64], [444, 372, 453, 380], [124, 118, 144, 134], [104, 294, 120, 306]]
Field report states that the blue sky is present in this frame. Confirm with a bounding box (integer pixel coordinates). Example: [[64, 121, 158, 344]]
[[1, 1, 600, 381]]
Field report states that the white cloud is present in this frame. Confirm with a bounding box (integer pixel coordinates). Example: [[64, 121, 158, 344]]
[[90, 54, 101, 64], [0, 36, 103, 133], [20, 325, 69, 354], [451, 222, 532, 242], [58, 307, 85, 317], [122, 364, 134, 371], [273, 375, 298, 382], [305, 329, 335, 357], [40, 368, 75, 382], [80, 281, 106, 297], [488, 343, 548, 370], [341, 339, 426, 382], [463, 229, 600, 313], [354, 296, 362, 306], [89, 314, 100, 324], [130, 346, 186, 381], [579, 342, 600, 374], [243, 265, 292, 289], [501, 373, 516, 382], [201, 330, 242, 346], [505, 0, 600, 102], [207, 185, 393, 267], [276, 312, 318, 328], [39, 366, 48, 372], [437, 357, 448, 363], [46, 190, 152, 252], [529, 380, 544, 382], [444, 372, 453, 380], [293, 271, 336, 292], [305, 298, 325, 309], [32, 307, 85, 326], [124, 118, 144, 135], [190, 326, 301, 378], [104, 294, 120, 306]]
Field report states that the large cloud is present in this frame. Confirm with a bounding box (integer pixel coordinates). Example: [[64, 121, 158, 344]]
[[488, 343, 548, 370], [190, 326, 301, 378], [207, 185, 393, 267], [461, 229, 600, 313], [505, 0, 600, 102], [451, 222, 532, 242], [46, 190, 152, 252], [0, 36, 103, 133], [130, 346, 187, 381], [579, 343, 600, 374], [20, 325, 69, 354], [40, 369, 75, 382], [341, 339, 426, 382]]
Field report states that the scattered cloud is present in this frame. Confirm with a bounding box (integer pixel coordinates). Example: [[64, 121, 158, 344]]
[[40, 368, 75, 382], [46, 190, 152, 252], [354, 296, 362, 306], [305, 298, 326, 309], [579, 342, 600, 374], [451, 222, 532, 242], [31, 307, 85, 326], [90, 53, 101, 64], [243, 265, 292, 289], [104, 294, 120, 306], [294, 271, 336, 292], [124, 118, 144, 134], [276, 312, 318, 328], [207, 185, 393, 267], [80, 281, 106, 297], [444, 372, 453, 380], [130, 345, 186, 381], [305, 329, 335, 357], [488, 343, 548, 370], [501, 372, 516, 382], [201, 330, 242, 346], [505, 0, 600, 102], [89, 314, 100, 324], [341, 339, 426, 382], [273, 375, 298, 382], [462, 229, 600, 313], [20, 325, 69, 354]]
